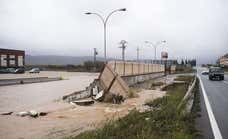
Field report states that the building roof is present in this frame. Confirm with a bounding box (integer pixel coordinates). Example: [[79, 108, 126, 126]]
[[0, 48, 25, 55], [220, 54, 228, 59]]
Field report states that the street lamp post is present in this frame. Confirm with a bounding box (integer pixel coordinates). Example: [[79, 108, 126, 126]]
[[93, 48, 98, 63], [145, 40, 166, 60], [85, 8, 126, 62], [136, 47, 140, 62]]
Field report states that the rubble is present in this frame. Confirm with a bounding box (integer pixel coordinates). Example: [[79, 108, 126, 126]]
[[103, 93, 124, 104], [16, 111, 29, 117], [1, 111, 13, 115], [93, 90, 104, 101], [39, 112, 48, 116], [29, 110, 38, 117], [92, 86, 99, 96], [16, 110, 48, 117], [72, 100, 94, 106]]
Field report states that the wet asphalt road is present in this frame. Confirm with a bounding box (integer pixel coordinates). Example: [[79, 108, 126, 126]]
[[198, 68, 228, 139]]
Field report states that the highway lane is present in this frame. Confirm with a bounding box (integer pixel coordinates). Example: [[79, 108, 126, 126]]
[[198, 68, 228, 139]]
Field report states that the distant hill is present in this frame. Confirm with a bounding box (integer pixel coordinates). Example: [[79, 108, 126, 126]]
[[25, 55, 105, 65]]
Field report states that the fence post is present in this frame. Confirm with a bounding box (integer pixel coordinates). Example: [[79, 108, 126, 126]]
[[143, 63, 144, 74], [123, 61, 125, 76], [132, 62, 133, 75], [114, 60, 116, 72], [148, 63, 149, 73], [138, 62, 140, 74]]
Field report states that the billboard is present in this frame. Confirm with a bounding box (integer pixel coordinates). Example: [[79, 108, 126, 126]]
[[161, 52, 168, 59]]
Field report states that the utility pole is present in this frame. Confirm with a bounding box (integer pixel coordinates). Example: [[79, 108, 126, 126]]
[[93, 48, 98, 63], [119, 40, 127, 61], [136, 47, 140, 62]]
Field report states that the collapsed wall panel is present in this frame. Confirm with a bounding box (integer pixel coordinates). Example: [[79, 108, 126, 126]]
[[63, 61, 175, 102], [98, 61, 166, 99], [99, 63, 129, 99]]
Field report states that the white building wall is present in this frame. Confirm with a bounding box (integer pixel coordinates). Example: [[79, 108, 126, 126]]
[[1, 55, 7, 67], [18, 56, 24, 66]]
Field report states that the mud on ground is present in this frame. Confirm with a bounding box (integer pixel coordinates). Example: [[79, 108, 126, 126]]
[[0, 73, 171, 139]]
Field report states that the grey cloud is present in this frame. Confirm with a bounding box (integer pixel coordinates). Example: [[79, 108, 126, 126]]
[[0, 0, 228, 64]]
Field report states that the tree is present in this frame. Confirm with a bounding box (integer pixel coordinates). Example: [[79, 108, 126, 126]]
[[185, 59, 188, 65], [181, 59, 184, 65]]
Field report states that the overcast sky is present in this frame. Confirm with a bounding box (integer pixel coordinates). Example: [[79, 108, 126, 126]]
[[0, 0, 228, 63]]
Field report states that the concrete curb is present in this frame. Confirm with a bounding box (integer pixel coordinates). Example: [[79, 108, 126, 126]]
[[0, 77, 61, 86]]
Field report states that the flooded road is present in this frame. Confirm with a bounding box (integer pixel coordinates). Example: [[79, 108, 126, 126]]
[[0, 71, 98, 112], [0, 71, 167, 139], [0, 71, 99, 139]]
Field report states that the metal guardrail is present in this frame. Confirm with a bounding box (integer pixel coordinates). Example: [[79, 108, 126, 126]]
[[177, 76, 197, 109]]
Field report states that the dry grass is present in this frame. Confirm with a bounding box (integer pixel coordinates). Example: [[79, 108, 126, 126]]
[[127, 88, 138, 98]]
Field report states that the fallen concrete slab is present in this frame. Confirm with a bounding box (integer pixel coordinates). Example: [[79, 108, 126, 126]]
[[72, 100, 95, 106]]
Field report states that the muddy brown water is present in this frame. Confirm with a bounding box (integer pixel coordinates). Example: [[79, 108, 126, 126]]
[[0, 72, 98, 139], [0, 71, 98, 112], [0, 71, 167, 139]]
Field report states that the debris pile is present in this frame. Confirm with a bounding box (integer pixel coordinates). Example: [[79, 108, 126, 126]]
[[1, 110, 48, 118], [63, 63, 129, 105]]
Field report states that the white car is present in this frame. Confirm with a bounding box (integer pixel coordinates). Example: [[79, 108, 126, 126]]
[[29, 68, 40, 73], [201, 70, 209, 75]]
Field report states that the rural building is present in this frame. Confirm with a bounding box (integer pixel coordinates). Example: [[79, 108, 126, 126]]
[[0, 48, 25, 68], [219, 54, 228, 67]]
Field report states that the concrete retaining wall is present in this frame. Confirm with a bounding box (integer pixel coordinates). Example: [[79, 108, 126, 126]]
[[108, 61, 165, 76], [122, 72, 164, 86]]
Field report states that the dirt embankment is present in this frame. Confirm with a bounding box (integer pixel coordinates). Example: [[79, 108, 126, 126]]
[[0, 89, 166, 139]]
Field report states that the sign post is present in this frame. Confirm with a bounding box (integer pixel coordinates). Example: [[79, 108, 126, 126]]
[[161, 52, 168, 76]]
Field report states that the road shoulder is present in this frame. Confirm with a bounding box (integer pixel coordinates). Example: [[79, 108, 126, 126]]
[[195, 85, 214, 139]]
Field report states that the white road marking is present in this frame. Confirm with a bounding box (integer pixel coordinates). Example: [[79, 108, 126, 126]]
[[198, 75, 223, 139], [223, 81, 228, 85]]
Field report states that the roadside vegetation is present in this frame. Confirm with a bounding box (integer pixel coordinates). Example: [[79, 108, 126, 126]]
[[173, 59, 196, 74], [66, 75, 201, 139], [150, 81, 164, 90], [174, 75, 195, 84], [174, 65, 196, 74], [127, 88, 138, 98]]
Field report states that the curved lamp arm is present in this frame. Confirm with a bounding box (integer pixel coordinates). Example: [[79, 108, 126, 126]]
[[145, 40, 166, 47], [85, 8, 126, 25], [85, 12, 105, 24], [104, 8, 126, 24]]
